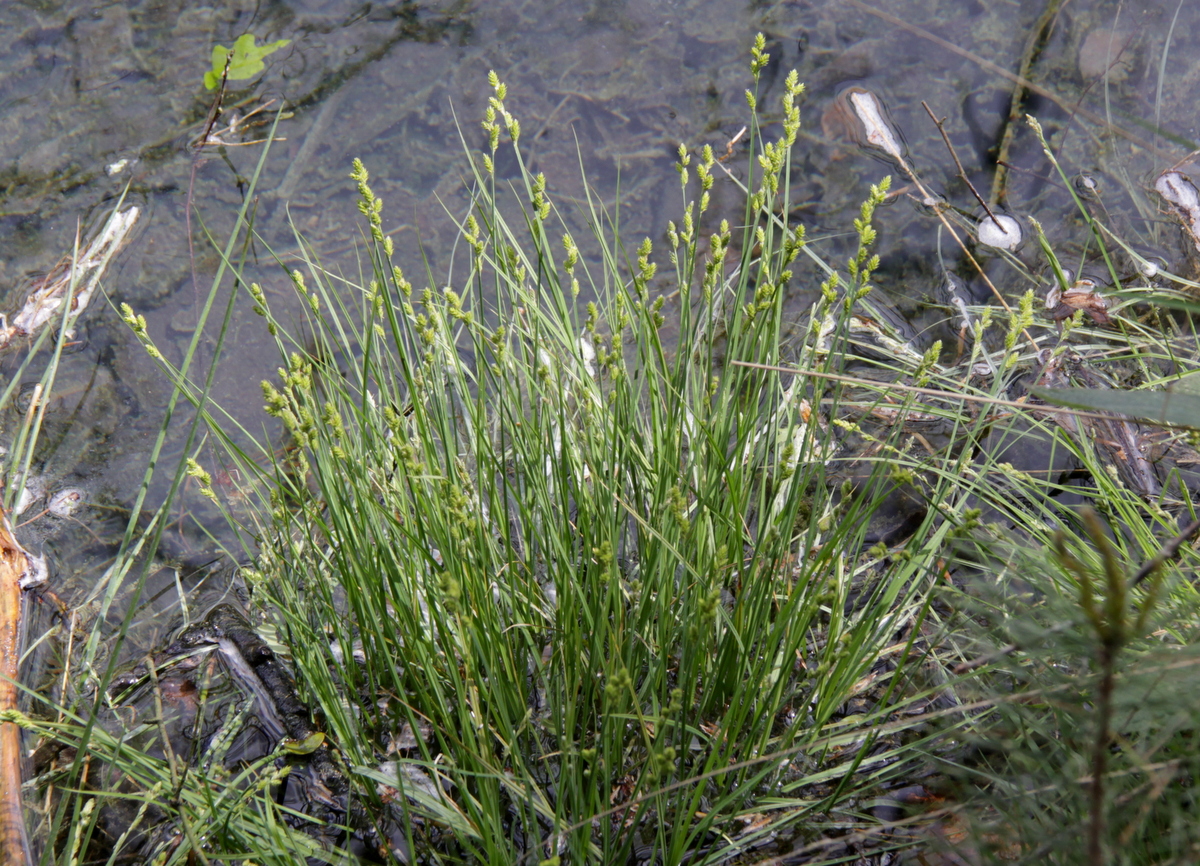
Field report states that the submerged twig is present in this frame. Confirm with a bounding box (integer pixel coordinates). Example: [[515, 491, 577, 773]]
[[991, 0, 1066, 205], [193, 54, 231, 151], [186, 56, 230, 320], [844, 0, 1178, 161]]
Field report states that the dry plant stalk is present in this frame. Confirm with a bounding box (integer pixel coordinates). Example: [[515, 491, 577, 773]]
[[0, 513, 35, 865]]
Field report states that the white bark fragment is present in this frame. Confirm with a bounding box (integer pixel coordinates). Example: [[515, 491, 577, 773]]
[[1156, 171, 1200, 255], [847, 89, 906, 165], [1, 206, 139, 349]]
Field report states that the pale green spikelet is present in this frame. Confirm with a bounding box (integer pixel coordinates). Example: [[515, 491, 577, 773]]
[[915, 340, 942, 385], [820, 270, 839, 304], [349, 158, 385, 240], [249, 282, 268, 317], [750, 32, 769, 77], [531, 172, 549, 220], [119, 302, 148, 337], [392, 265, 412, 296], [562, 233, 578, 269], [185, 458, 212, 486], [1005, 289, 1036, 353], [185, 458, 217, 500]]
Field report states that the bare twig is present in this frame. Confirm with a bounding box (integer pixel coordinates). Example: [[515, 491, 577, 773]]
[[922, 101, 1002, 230], [953, 623, 1073, 674], [1131, 514, 1200, 587], [193, 53, 231, 152]]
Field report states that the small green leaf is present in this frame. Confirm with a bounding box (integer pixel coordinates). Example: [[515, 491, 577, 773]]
[[280, 731, 325, 755], [205, 33, 291, 90]]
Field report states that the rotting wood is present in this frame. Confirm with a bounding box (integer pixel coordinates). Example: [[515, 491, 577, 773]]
[[0, 513, 34, 866]]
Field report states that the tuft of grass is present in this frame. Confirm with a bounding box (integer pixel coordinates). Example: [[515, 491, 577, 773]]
[[18, 27, 1200, 866], [196, 40, 947, 864]]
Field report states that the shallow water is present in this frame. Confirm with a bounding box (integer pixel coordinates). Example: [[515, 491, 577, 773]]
[[3, 0, 1200, 686]]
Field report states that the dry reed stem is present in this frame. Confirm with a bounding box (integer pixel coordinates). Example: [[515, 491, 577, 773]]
[[0, 514, 33, 866]]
